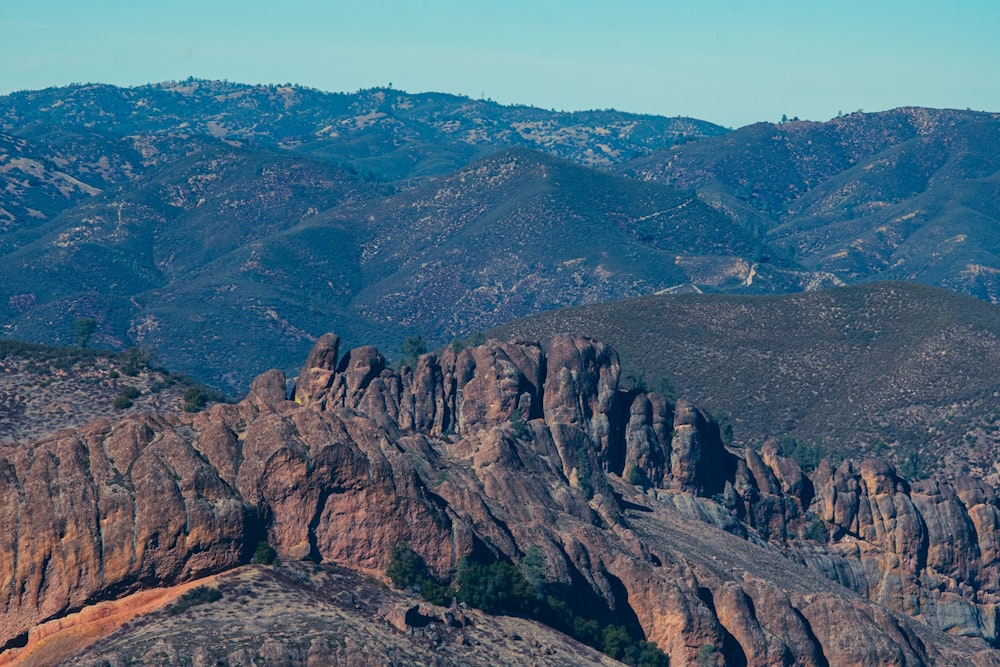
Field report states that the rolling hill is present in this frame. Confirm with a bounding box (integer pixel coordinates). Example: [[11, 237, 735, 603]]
[[626, 107, 1000, 302], [490, 281, 1000, 481], [1, 141, 798, 392]]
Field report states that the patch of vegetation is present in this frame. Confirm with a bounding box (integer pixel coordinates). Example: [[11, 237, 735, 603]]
[[777, 437, 827, 473], [385, 542, 670, 666], [385, 541, 452, 606], [74, 317, 96, 349], [0, 339, 104, 365], [454, 559, 537, 616], [574, 444, 595, 500], [801, 516, 828, 542], [509, 407, 527, 439], [165, 586, 222, 616], [183, 386, 208, 413], [251, 541, 277, 565], [711, 409, 734, 447], [626, 464, 651, 488], [118, 347, 150, 376], [113, 385, 141, 410], [399, 334, 428, 369]]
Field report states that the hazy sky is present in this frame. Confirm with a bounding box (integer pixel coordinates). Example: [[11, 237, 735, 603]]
[[2, 0, 997, 128]]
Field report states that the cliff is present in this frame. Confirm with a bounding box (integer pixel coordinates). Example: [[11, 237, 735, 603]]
[[2, 334, 999, 665]]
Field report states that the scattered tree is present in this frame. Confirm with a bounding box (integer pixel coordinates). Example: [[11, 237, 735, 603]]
[[74, 317, 96, 349], [118, 347, 149, 376], [183, 386, 208, 413], [399, 334, 428, 368], [166, 586, 222, 616], [711, 409, 734, 446]]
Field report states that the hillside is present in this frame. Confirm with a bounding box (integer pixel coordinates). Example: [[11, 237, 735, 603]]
[[0, 340, 221, 444], [7, 563, 620, 667], [5, 85, 1000, 405], [0, 79, 726, 190], [490, 282, 1000, 482], [2, 141, 799, 393], [0, 139, 376, 390], [346, 148, 823, 341], [625, 107, 1000, 302]]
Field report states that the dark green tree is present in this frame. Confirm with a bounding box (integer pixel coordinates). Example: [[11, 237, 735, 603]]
[[385, 542, 429, 589], [183, 386, 207, 413], [118, 347, 148, 376], [74, 317, 96, 348], [251, 541, 277, 565], [454, 559, 536, 616], [400, 334, 428, 368]]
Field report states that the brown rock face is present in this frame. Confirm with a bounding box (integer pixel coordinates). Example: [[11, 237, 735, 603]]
[[293, 332, 340, 405], [2, 332, 1000, 666], [0, 414, 247, 648]]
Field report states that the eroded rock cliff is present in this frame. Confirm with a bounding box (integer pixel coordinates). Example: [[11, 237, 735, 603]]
[[2, 334, 1000, 665]]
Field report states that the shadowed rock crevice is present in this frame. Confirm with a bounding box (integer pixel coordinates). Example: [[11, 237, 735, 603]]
[[696, 585, 748, 667], [790, 607, 831, 667], [307, 489, 333, 563]]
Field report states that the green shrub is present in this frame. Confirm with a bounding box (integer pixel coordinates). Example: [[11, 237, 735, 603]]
[[399, 334, 428, 368], [385, 542, 429, 589], [802, 516, 827, 542], [711, 409, 734, 446], [626, 464, 650, 488], [183, 386, 207, 413], [112, 385, 141, 410], [385, 541, 452, 606], [509, 407, 527, 438], [118, 347, 148, 376], [74, 317, 96, 349], [251, 541, 277, 565], [778, 436, 824, 472], [574, 445, 595, 499], [166, 586, 222, 615]]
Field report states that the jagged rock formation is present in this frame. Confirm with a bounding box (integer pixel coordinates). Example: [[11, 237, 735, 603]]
[[2, 334, 1000, 665]]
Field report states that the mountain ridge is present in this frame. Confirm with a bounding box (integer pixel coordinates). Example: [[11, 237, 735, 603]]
[[625, 106, 1000, 303]]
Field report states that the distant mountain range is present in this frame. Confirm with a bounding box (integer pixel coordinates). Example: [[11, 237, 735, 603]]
[[1, 81, 999, 393], [625, 107, 1000, 300]]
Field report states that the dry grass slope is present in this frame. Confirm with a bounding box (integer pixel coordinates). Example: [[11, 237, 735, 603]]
[[491, 281, 1000, 481]]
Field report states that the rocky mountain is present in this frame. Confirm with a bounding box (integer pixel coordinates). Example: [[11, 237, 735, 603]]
[[490, 281, 1000, 482], [625, 107, 1000, 302], [2, 333, 1000, 664], [0, 81, 738, 393], [342, 148, 814, 343]]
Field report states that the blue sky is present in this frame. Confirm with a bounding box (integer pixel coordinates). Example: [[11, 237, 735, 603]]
[[2, 0, 997, 128]]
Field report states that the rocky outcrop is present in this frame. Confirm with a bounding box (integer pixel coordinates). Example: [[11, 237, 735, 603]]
[[0, 414, 247, 649], [3, 333, 1000, 665]]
